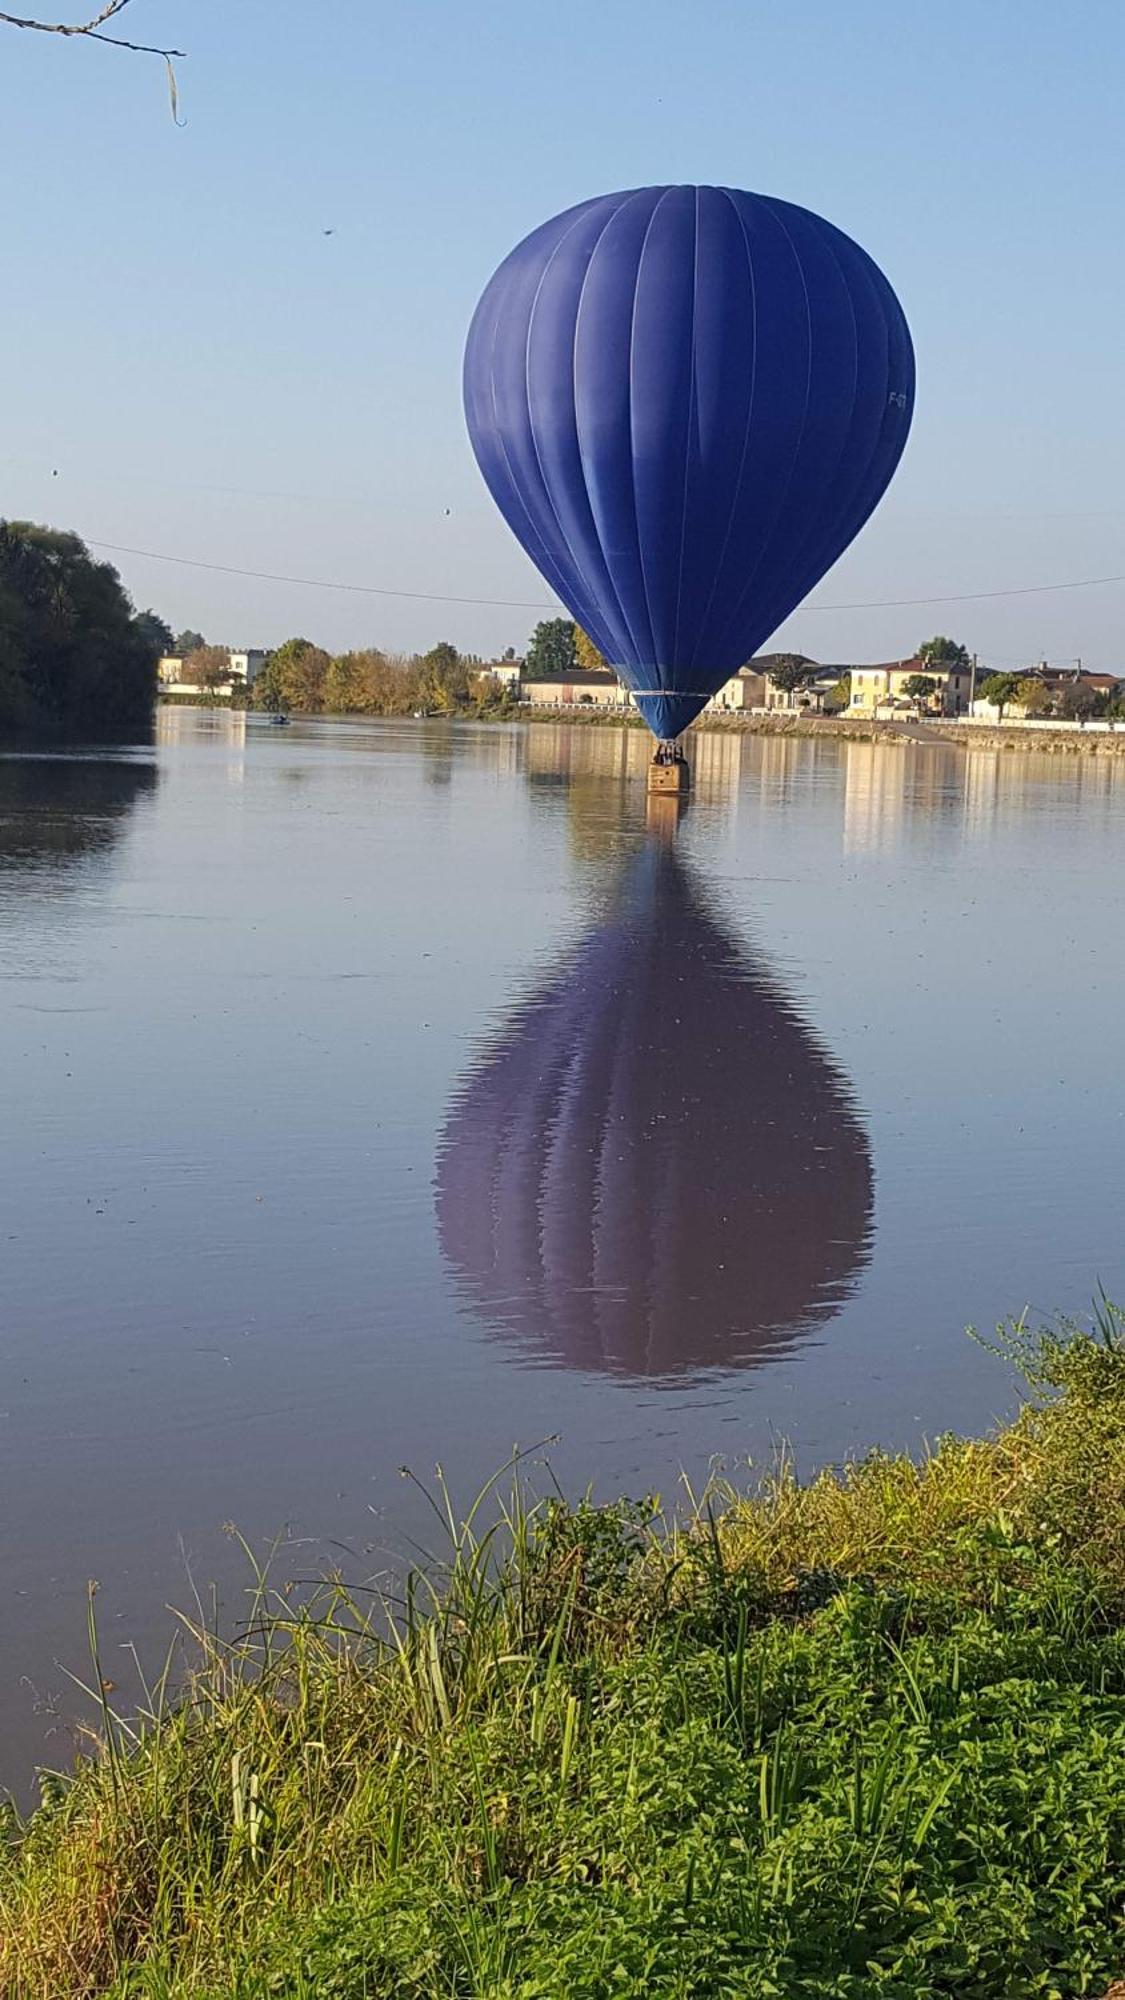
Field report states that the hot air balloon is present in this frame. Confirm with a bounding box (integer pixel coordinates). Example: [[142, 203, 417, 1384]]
[[463, 185, 914, 762], [436, 833, 873, 1379]]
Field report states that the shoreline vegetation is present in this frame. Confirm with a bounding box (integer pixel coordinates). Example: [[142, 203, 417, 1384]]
[[7, 1309, 1125, 1995]]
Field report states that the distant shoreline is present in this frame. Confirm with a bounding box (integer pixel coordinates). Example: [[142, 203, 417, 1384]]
[[155, 695, 1125, 756]]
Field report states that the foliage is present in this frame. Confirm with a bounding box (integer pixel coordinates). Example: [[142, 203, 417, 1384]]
[[1016, 677, 1051, 716], [1059, 680, 1101, 721], [321, 649, 401, 714], [417, 641, 469, 713], [766, 654, 817, 696], [8, 1307, 1125, 1995], [979, 671, 1023, 717], [917, 636, 970, 670], [133, 610, 174, 659], [0, 520, 158, 732], [574, 626, 608, 671], [251, 639, 332, 714], [901, 673, 937, 705], [182, 645, 232, 692], [525, 618, 578, 678], [825, 672, 851, 712], [171, 629, 206, 657]]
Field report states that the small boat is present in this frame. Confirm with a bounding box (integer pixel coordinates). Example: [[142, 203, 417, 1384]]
[[269, 712, 290, 726]]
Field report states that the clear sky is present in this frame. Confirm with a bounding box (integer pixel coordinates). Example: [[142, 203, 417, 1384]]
[[2, 0, 1124, 668]]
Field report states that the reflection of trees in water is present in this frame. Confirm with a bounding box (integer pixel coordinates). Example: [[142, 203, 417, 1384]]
[[0, 754, 158, 872], [436, 836, 873, 1382]]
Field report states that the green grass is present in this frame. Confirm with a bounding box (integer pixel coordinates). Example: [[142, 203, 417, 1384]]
[[6, 1307, 1125, 1997]]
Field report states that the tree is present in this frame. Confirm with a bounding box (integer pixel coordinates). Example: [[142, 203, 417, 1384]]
[[418, 641, 469, 712], [1017, 677, 1051, 717], [979, 672, 1023, 720], [183, 644, 231, 693], [902, 673, 938, 708], [0, 520, 156, 730], [1059, 681, 1100, 722], [918, 635, 971, 670], [323, 649, 411, 715], [134, 609, 173, 660], [251, 638, 330, 713], [525, 619, 577, 678], [173, 628, 206, 657], [574, 626, 607, 671], [766, 654, 817, 699]]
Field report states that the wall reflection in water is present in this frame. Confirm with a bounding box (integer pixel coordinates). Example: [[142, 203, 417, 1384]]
[[437, 806, 873, 1382]]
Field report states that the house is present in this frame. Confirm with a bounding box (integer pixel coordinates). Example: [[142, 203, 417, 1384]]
[[520, 669, 634, 711], [971, 667, 1122, 720], [482, 659, 523, 690], [157, 648, 268, 697], [848, 657, 971, 717], [707, 658, 847, 714], [228, 650, 268, 688], [706, 666, 768, 712]]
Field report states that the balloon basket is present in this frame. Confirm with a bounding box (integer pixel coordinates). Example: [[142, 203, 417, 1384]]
[[647, 746, 691, 796]]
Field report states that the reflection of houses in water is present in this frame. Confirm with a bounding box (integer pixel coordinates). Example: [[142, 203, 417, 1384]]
[[961, 743, 1125, 834], [157, 703, 247, 785], [842, 742, 909, 854], [436, 836, 873, 1381]]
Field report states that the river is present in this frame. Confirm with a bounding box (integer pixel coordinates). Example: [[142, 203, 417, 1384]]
[[1, 708, 1122, 1790]]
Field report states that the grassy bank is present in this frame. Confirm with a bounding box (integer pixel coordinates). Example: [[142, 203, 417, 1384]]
[[6, 1310, 1125, 1997]]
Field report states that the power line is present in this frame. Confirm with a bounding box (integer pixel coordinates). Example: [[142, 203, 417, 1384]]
[[810, 574, 1125, 611], [88, 541, 555, 612], [87, 537, 1125, 617]]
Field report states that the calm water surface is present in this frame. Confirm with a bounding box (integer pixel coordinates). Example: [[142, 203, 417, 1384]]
[[2, 710, 1123, 1786]]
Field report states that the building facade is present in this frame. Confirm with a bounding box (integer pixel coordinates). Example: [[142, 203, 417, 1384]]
[[520, 669, 634, 710], [848, 658, 971, 717], [157, 649, 267, 696]]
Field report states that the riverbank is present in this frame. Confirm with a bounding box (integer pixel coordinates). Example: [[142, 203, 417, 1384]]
[[512, 707, 1125, 756], [159, 695, 1125, 757], [5, 1308, 1125, 1997]]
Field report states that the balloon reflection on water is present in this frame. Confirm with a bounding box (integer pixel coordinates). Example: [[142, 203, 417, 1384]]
[[436, 819, 873, 1381]]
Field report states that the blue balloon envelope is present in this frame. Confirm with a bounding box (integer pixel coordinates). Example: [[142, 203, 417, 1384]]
[[463, 185, 914, 740]]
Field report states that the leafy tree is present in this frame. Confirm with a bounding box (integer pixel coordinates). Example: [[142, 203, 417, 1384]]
[[0, 520, 156, 730], [825, 673, 851, 712], [172, 628, 206, 657], [902, 673, 938, 706], [252, 638, 330, 713], [918, 635, 970, 670], [574, 626, 607, 671], [1017, 677, 1051, 717], [525, 619, 578, 678], [184, 645, 232, 692], [980, 671, 1023, 720], [418, 640, 469, 712], [134, 609, 174, 659], [1059, 681, 1100, 721], [766, 654, 817, 698], [323, 649, 414, 715]]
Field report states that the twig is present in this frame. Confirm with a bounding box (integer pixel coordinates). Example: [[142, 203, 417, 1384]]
[[0, 2, 185, 58]]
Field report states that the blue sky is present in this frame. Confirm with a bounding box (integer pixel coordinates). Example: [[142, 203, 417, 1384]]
[[2, 0, 1124, 667]]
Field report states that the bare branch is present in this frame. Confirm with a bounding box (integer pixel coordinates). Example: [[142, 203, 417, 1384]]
[[0, 2, 185, 57]]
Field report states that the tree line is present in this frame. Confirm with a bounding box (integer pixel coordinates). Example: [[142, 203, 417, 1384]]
[[236, 637, 517, 717]]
